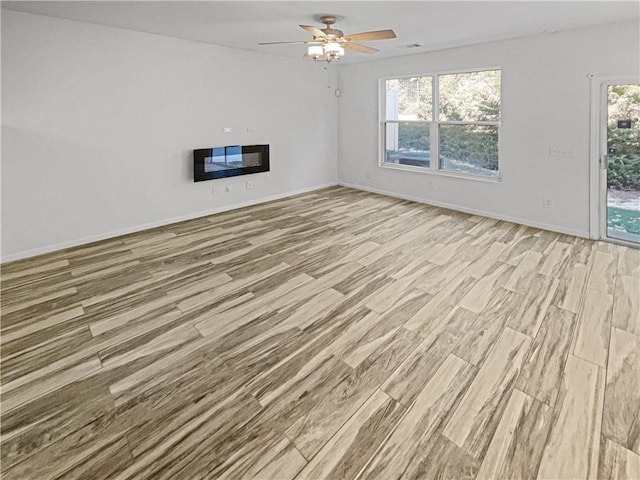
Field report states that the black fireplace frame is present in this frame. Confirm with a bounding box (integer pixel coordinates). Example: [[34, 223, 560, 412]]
[[194, 144, 269, 182]]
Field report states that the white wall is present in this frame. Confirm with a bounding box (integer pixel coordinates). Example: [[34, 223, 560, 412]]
[[1, 10, 338, 261], [3, 12, 638, 262], [337, 20, 640, 237]]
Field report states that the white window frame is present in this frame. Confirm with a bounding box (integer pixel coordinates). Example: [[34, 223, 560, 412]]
[[379, 67, 502, 181]]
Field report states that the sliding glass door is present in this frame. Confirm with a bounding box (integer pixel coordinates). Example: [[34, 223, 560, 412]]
[[604, 83, 640, 245]]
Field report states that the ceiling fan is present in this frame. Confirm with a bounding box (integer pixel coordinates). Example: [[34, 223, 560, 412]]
[[258, 15, 397, 62]]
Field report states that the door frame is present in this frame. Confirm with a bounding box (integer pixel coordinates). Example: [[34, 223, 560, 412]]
[[589, 74, 640, 246]]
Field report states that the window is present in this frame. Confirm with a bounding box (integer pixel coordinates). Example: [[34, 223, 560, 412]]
[[385, 77, 432, 168], [382, 69, 501, 179]]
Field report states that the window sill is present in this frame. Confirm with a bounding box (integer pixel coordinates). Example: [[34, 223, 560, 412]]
[[379, 162, 502, 183]]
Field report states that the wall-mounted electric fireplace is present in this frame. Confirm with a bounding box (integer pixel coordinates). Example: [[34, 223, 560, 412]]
[[194, 144, 269, 182]]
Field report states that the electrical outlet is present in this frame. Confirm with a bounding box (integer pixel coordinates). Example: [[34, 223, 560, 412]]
[[246, 180, 254, 190], [549, 147, 575, 158], [225, 185, 232, 192], [543, 198, 554, 208]]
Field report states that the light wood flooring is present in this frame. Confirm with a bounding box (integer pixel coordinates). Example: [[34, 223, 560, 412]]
[[1, 186, 639, 479]]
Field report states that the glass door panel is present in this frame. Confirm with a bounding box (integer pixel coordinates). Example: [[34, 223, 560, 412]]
[[606, 84, 640, 244]]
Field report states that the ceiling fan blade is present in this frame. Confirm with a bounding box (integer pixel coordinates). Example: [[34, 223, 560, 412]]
[[345, 29, 397, 42], [344, 43, 379, 54], [299, 24, 327, 38], [258, 40, 317, 46]]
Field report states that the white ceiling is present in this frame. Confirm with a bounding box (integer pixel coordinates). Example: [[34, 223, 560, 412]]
[[3, 1, 639, 64]]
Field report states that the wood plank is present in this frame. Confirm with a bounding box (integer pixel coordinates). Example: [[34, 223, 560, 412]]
[[359, 354, 476, 480], [516, 305, 577, 406], [586, 250, 617, 295], [283, 327, 421, 459], [602, 327, 640, 455], [442, 327, 532, 460], [476, 389, 552, 480], [295, 389, 405, 479], [503, 250, 543, 294], [458, 262, 514, 314], [383, 306, 477, 406], [598, 437, 640, 480], [553, 263, 588, 314], [453, 288, 521, 367], [537, 354, 605, 480], [403, 275, 477, 334], [612, 274, 640, 336], [506, 273, 559, 338], [1, 354, 103, 413], [617, 246, 640, 277], [572, 288, 614, 367], [539, 241, 573, 278]]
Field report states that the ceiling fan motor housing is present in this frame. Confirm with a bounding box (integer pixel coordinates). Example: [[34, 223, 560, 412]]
[[320, 16, 343, 39]]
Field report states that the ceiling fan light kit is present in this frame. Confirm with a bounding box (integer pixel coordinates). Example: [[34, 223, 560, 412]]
[[309, 42, 345, 62], [260, 15, 396, 63]]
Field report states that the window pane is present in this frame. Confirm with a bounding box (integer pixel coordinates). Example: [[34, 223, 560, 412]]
[[386, 77, 432, 121], [385, 122, 430, 168], [439, 70, 500, 122], [439, 124, 498, 177]]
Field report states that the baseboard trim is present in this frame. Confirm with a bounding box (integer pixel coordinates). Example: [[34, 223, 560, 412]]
[[1, 183, 337, 263], [339, 182, 590, 239]]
